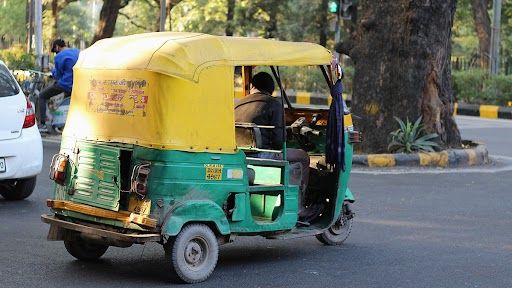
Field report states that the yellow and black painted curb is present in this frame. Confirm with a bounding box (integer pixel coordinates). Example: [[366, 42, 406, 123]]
[[454, 103, 512, 119], [352, 143, 488, 168]]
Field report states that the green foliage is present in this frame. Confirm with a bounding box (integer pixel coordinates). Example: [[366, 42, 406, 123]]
[[452, 69, 487, 103], [0, 0, 27, 43], [0, 46, 35, 70], [388, 116, 439, 154], [452, 69, 512, 105], [452, 0, 478, 57], [58, 2, 96, 44], [171, 0, 228, 35], [115, 0, 158, 35]]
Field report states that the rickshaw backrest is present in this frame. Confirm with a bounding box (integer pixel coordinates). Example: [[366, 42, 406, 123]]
[[235, 123, 263, 148]]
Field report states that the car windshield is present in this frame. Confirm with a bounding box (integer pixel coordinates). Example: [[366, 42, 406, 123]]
[[0, 65, 20, 97]]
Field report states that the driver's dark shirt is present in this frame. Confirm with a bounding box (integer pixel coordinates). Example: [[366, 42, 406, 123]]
[[234, 92, 284, 150]]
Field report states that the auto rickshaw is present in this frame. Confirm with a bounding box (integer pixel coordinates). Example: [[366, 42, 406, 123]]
[[41, 32, 361, 283]]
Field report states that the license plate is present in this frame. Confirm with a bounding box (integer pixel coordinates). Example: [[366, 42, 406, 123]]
[[128, 194, 151, 215], [0, 158, 5, 173]]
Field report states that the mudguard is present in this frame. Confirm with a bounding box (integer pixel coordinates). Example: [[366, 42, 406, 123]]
[[161, 200, 230, 237]]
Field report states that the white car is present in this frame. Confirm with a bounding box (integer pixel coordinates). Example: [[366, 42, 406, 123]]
[[0, 60, 43, 200]]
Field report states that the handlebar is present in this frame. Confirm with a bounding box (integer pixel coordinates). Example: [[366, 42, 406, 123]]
[[300, 126, 321, 136]]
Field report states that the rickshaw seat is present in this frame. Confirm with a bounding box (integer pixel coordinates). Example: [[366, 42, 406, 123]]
[[235, 122, 264, 148]]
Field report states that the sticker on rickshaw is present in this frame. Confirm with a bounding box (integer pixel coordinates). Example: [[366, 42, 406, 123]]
[[204, 164, 223, 180], [86, 78, 150, 117]]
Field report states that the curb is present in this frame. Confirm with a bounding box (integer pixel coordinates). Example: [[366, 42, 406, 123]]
[[453, 103, 511, 120], [352, 142, 489, 168]]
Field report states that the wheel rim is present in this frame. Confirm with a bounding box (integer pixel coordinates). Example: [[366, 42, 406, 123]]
[[329, 214, 349, 235], [184, 237, 208, 268]]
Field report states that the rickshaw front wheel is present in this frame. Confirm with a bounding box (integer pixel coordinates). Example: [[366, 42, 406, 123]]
[[165, 223, 219, 284], [316, 203, 353, 245], [63, 238, 109, 261]]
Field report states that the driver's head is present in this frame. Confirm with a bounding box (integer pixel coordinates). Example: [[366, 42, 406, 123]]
[[251, 72, 275, 95]]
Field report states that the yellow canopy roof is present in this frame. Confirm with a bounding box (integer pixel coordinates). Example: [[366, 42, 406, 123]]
[[76, 32, 332, 81]]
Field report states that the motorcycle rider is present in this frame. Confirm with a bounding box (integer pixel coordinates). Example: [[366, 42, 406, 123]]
[[38, 39, 79, 133]]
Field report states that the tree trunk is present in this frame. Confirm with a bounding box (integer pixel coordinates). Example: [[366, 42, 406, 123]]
[[51, 0, 58, 39], [226, 0, 235, 36], [264, 0, 279, 38], [166, 0, 182, 31], [345, 0, 461, 153], [26, 0, 33, 53], [318, 0, 328, 46], [471, 0, 491, 69], [91, 0, 123, 44]]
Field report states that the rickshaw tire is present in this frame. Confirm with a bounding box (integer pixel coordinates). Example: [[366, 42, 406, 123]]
[[64, 239, 109, 261], [315, 206, 353, 246], [165, 223, 219, 284]]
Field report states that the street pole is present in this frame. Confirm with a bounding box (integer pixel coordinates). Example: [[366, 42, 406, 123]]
[[159, 0, 166, 32], [490, 0, 502, 75], [34, 0, 42, 70], [333, 0, 341, 60]]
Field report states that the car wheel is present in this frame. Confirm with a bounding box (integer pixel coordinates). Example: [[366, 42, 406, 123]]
[[0, 176, 37, 200], [64, 238, 109, 261], [165, 224, 219, 284]]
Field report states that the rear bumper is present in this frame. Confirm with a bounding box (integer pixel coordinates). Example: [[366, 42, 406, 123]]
[[0, 126, 42, 179], [41, 214, 161, 244]]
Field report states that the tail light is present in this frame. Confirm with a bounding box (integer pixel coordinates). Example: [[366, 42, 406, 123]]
[[23, 97, 36, 128], [131, 163, 150, 198], [49, 154, 69, 185], [348, 131, 363, 144]]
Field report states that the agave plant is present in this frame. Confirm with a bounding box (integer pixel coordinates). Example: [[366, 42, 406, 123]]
[[388, 116, 439, 153]]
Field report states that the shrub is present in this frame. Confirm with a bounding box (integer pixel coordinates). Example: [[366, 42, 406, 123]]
[[452, 69, 488, 104], [0, 45, 35, 70], [388, 116, 439, 153], [484, 75, 512, 106], [452, 69, 512, 105]]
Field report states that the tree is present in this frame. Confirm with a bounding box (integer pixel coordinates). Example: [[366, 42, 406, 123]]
[[338, 1, 461, 153], [318, 0, 328, 46], [0, 0, 27, 48], [91, 0, 131, 44], [226, 0, 235, 36], [471, 0, 491, 68], [149, 0, 181, 31]]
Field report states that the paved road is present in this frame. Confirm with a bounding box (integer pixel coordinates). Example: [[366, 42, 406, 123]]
[[0, 116, 511, 288]]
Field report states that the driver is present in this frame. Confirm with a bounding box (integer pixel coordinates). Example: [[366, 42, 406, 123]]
[[235, 72, 310, 217]]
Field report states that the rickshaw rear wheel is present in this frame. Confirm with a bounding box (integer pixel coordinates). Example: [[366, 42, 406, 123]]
[[316, 203, 353, 245], [165, 223, 219, 284], [64, 238, 109, 261]]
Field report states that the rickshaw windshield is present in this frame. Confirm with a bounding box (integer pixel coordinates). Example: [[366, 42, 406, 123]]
[[63, 32, 332, 153]]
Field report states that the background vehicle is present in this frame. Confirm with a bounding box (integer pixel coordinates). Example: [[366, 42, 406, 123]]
[[44, 91, 70, 134], [41, 33, 359, 283], [0, 61, 43, 200], [16, 70, 69, 134]]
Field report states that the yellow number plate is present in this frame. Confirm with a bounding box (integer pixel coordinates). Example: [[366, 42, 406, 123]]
[[205, 164, 223, 180], [128, 194, 151, 215]]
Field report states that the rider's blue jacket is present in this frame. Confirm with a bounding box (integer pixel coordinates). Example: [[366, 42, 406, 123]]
[[52, 48, 79, 93]]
